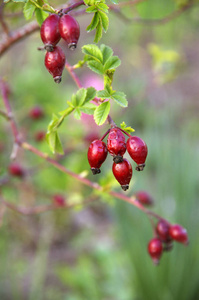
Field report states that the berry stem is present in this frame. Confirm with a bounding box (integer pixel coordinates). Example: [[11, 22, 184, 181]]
[[61, 1, 85, 15], [119, 127, 132, 137]]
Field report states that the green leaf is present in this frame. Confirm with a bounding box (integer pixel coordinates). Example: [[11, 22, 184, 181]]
[[35, 7, 48, 26], [97, 90, 110, 98], [86, 5, 98, 13], [80, 103, 96, 114], [94, 21, 103, 43], [5, 0, 27, 2], [23, 1, 36, 20], [87, 60, 104, 75], [82, 44, 103, 63], [98, 11, 109, 32], [75, 88, 87, 107], [120, 121, 135, 133], [94, 101, 110, 125], [46, 131, 64, 154], [84, 87, 96, 104], [96, 3, 109, 13], [104, 56, 121, 71], [111, 91, 128, 107], [47, 114, 59, 132], [73, 108, 81, 120], [59, 107, 74, 118], [87, 12, 99, 32], [100, 44, 113, 64]]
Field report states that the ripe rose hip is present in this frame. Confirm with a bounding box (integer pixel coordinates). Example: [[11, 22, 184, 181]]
[[107, 128, 126, 163], [126, 136, 148, 171], [169, 224, 189, 245], [40, 14, 61, 52], [135, 191, 154, 206], [87, 140, 108, 175], [29, 106, 44, 120], [156, 220, 171, 242], [59, 14, 80, 50], [112, 158, 132, 191], [53, 194, 65, 206], [148, 237, 163, 265], [45, 46, 66, 83], [8, 163, 24, 178], [34, 131, 46, 142]]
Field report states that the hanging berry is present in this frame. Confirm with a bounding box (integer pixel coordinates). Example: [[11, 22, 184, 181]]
[[148, 238, 163, 265], [87, 140, 108, 175], [59, 14, 80, 50], [126, 136, 148, 171], [169, 224, 189, 245], [112, 158, 132, 191], [134, 190, 154, 206], [107, 127, 126, 163], [40, 14, 61, 52], [45, 46, 66, 83], [8, 163, 24, 178], [156, 220, 171, 243]]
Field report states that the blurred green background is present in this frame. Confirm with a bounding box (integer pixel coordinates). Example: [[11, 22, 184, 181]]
[[0, 0, 199, 299]]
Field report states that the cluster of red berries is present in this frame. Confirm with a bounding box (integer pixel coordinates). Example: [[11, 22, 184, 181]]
[[148, 219, 189, 265], [87, 127, 148, 191], [40, 13, 80, 83]]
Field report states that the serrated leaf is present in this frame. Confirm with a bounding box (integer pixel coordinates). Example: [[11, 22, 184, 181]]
[[100, 44, 113, 64], [23, 1, 36, 20], [98, 11, 109, 32], [35, 8, 48, 26], [46, 131, 64, 154], [80, 103, 96, 114], [82, 44, 103, 63], [75, 88, 87, 107], [120, 121, 135, 133], [94, 101, 110, 125], [86, 5, 98, 13], [96, 3, 109, 13], [97, 90, 110, 98], [104, 56, 121, 71], [87, 12, 99, 32], [87, 60, 104, 75], [74, 108, 81, 119], [111, 91, 128, 107], [94, 21, 103, 43], [84, 87, 96, 104]]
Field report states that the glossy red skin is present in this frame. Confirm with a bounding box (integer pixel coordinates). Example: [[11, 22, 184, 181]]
[[156, 220, 171, 242], [29, 106, 44, 120], [135, 191, 154, 206], [87, 140, 108, 169], [107, 128, 126, 157], [148, 238, 163, 265], [45, 46, 66, 82], [59, 14, 80, 48], [40, 14, 61, 49], [8, 163, 24, 177], [53, 194, 65, 206], [112, 158, 132, 186], [169, 224, 188, 245], [126, 136, 148, 165]]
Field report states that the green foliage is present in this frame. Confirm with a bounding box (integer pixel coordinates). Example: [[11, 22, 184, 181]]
[[85, 0, 109, 43], [94, 101, 110, 125], [120, 121, 135, 134]]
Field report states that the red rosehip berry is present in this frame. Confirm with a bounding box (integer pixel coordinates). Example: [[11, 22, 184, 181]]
[[126, 136, 148, 171], [135, 191, 154, 206], [148, 237, 163, 265], [40, 14, 61, 52], [59, 14, 80, 50], [87, 140, 108, 175], [45, 46, 66, 83], [112, 158, 132, 191], [169, 224, 189, 245], [156, 220, 171, 242], [34, 131, 46, 142], [8, 163, 24, 178], [29, 106, 44, 120], [53, 194, 65, 206], [107, 128, 126, 163]]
